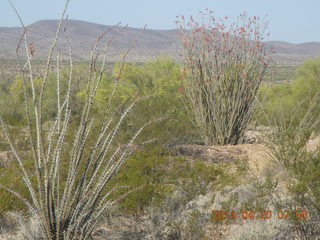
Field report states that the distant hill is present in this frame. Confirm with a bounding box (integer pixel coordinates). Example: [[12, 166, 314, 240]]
[[1, 19, 320, 64]]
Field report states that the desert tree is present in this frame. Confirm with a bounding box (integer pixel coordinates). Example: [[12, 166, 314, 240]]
[[177, 10, 270, 145], [0, 0, 161, 239]]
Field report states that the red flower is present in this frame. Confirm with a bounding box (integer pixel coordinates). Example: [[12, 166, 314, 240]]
[[178, 87, 185, 92], [239, 27, 246, 33], [28, 43, 35, 56]]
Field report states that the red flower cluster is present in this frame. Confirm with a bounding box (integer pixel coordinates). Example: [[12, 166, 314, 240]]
[[28, 43, 35, 56]]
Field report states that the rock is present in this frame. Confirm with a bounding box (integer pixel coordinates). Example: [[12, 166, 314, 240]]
[[172, 144, 246, 163]]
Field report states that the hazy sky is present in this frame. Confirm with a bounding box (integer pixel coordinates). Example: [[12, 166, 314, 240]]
[[1, 0, 320, 43]]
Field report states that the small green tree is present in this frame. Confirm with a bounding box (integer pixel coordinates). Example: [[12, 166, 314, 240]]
[[292, 57, 320, 129], [81, 56, 195, 145], [293, 57, 320, 99]]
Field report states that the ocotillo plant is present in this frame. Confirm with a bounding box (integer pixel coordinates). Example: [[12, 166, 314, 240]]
[[0, 1, 160, 239], [177, 10, 269, 145]]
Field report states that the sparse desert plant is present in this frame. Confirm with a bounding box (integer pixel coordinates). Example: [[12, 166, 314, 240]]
[[0, 0, 161, 239], [177, 10, 269, 145], [263, 92, 320, 166], [263, 83, 320, 239]]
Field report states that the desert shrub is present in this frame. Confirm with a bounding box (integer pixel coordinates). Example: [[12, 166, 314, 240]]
[[293, 57, 320, 101], [0, 65, 87, 125], [236, 175, 279, 213], [0, 158, 34, 215], [213, 173, 279, 220], [263, 74, 320, 238], [256, 83, 293, 125], [287, 151, 320, 239], [263, 80, 320, 199], [177, 10, 269, 145], [257, 57, 320, 131], [109, 147, 209, 213], [266, 142, 320, 239], [262, 77, 320, 164], [107, 145, 169, 214], [0, 77, 25, 125], [108, 144, 247, 214], [80, 56, 197, 145]]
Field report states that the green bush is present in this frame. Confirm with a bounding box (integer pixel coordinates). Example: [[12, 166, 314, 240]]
[[80, 56, 198, 145], [1, 57, 196, 144], [289, 151, 320, 212], [106, 143, 247, 214], [293, 57, 320, 101], [257, 57, 320, 130]]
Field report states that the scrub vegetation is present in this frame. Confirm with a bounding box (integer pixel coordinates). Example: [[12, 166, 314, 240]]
[[0, 2, 320, 239]]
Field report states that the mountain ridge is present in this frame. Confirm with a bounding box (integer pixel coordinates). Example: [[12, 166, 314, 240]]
[[1, 19, 320, 64]]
